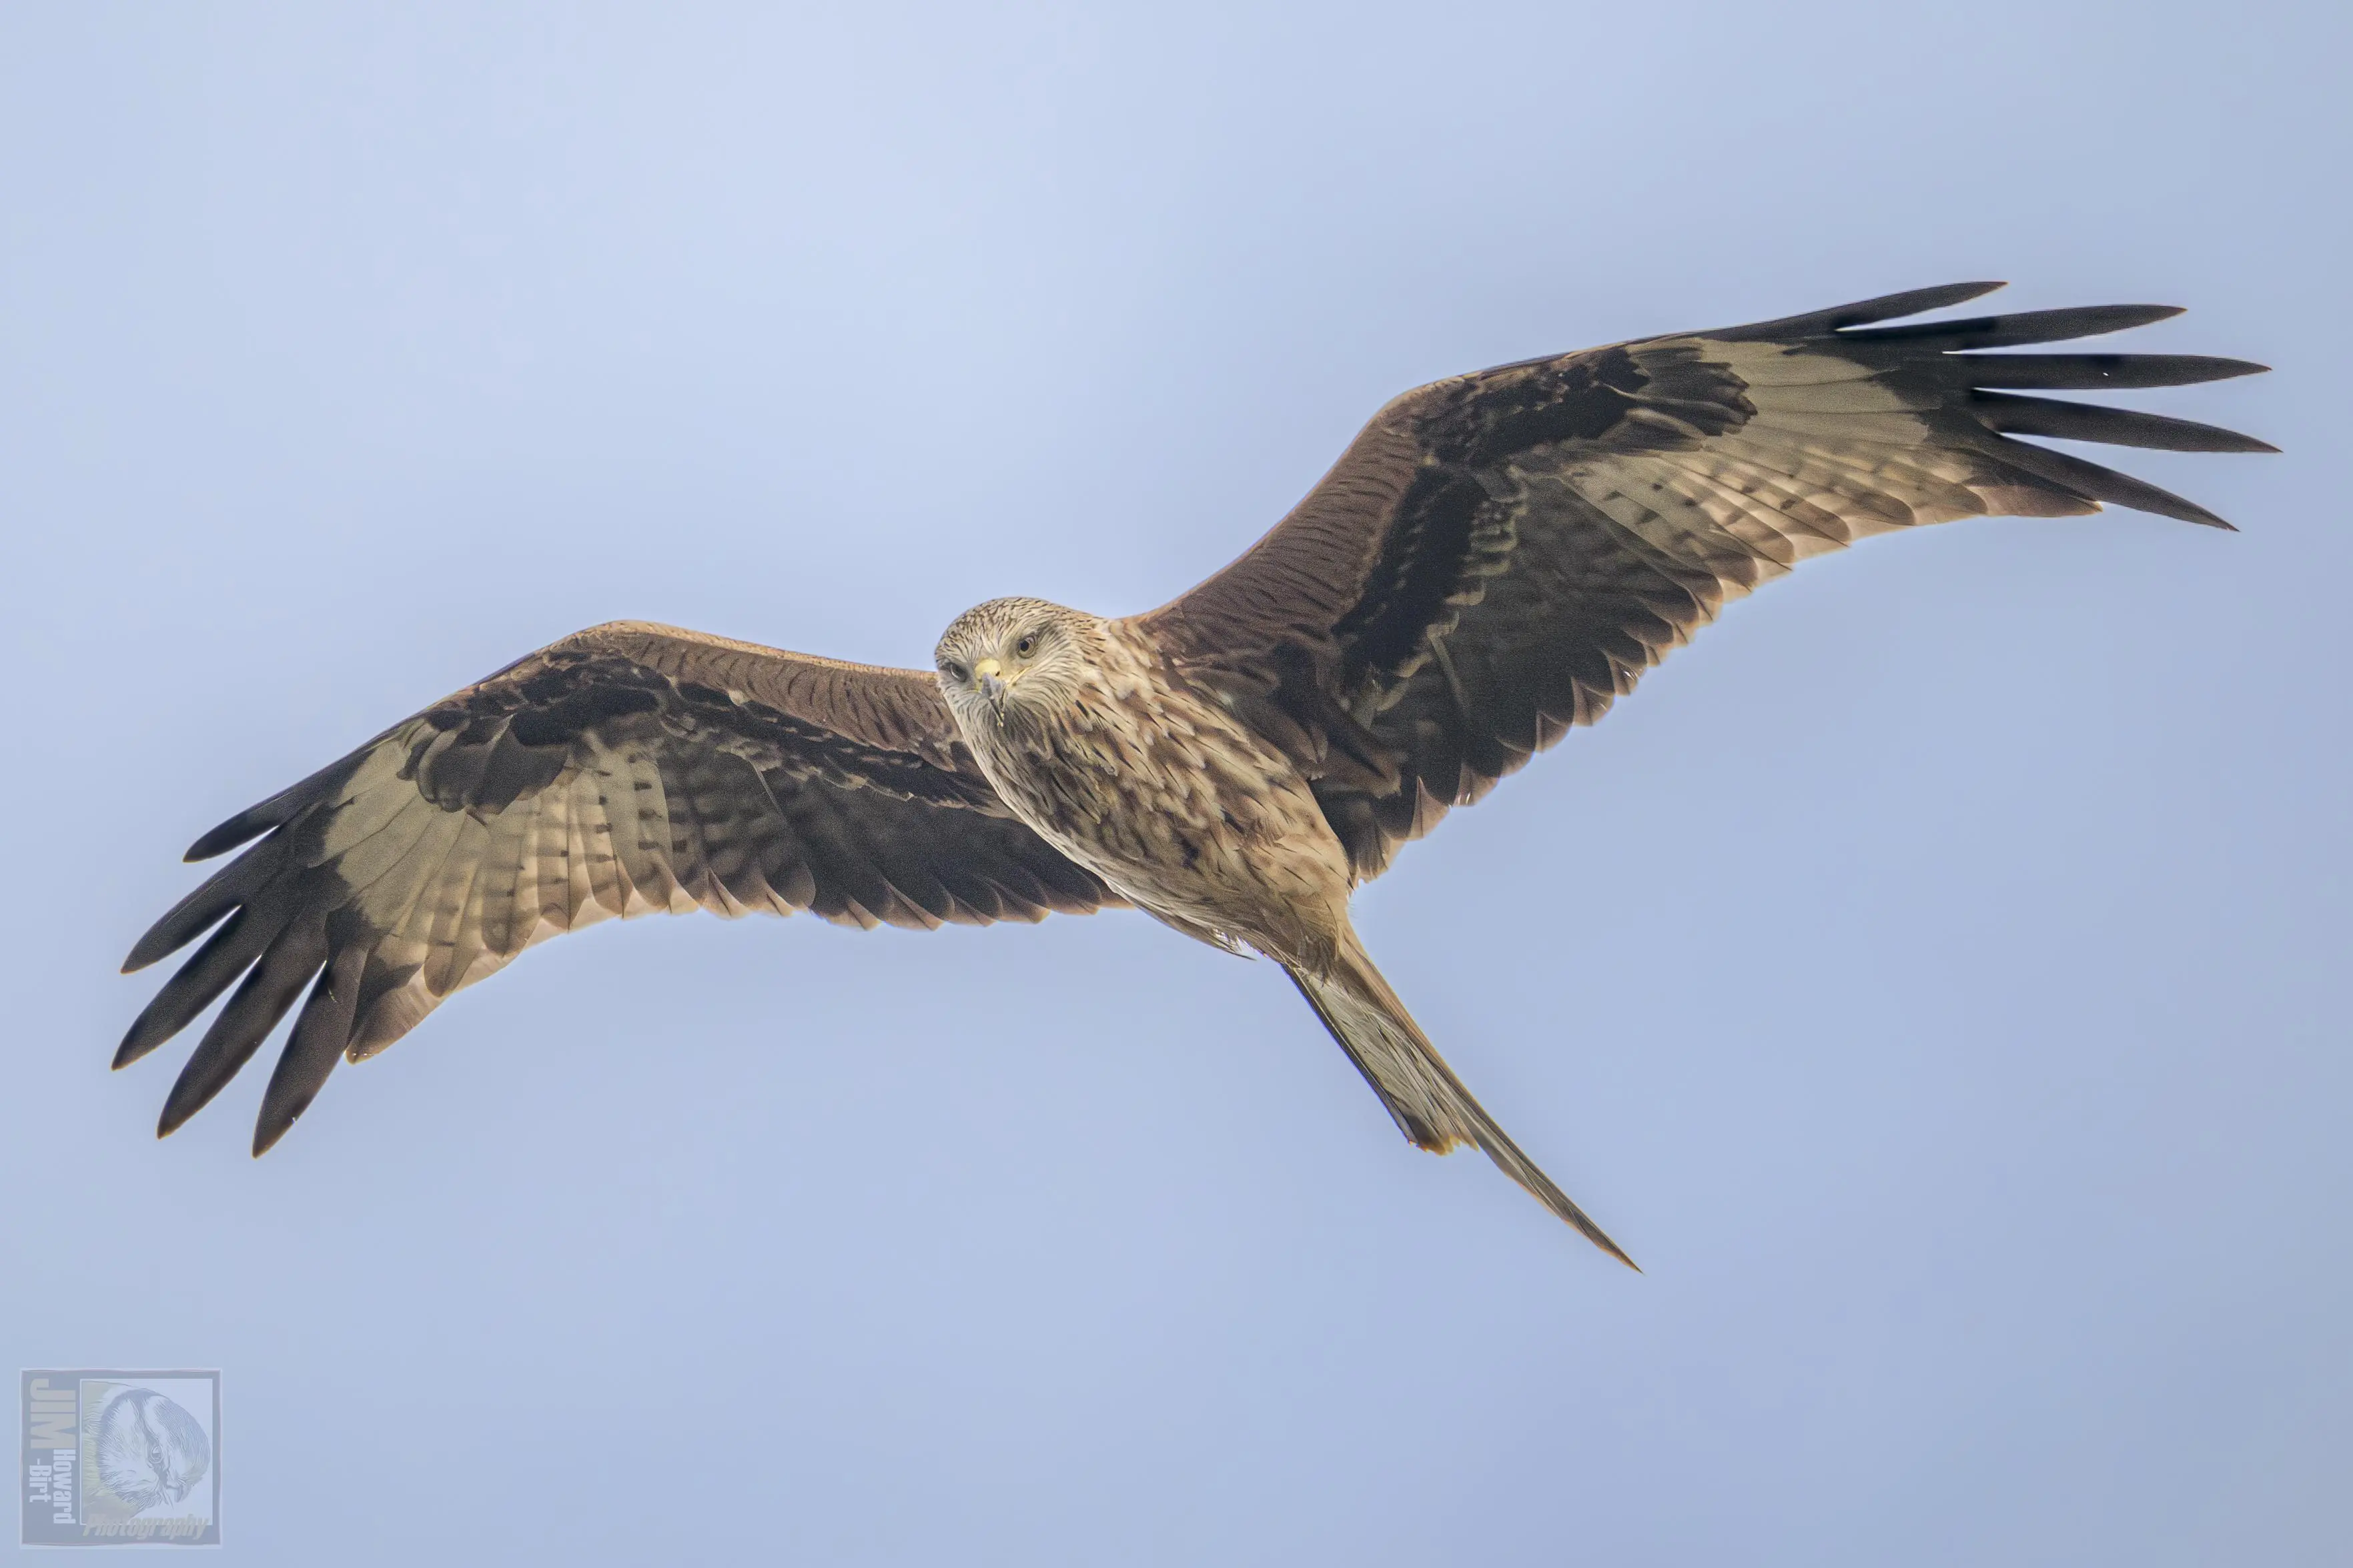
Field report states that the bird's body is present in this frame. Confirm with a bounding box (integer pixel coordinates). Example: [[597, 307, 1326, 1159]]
[[938, 599, 1351, 969], [931, 595, 1631, 1253], [115, 283, 2273, 1266]]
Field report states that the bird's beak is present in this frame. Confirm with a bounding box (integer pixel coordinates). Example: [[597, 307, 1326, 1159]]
[[973, 657, 1007, 704]]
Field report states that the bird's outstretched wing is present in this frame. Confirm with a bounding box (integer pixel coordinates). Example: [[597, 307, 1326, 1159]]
[[119, 621, 1121, 1152], [1133, 282, 2273, 879]]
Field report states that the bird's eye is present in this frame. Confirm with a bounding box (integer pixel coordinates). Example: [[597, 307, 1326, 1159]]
[[943, 660, 969, 684], [1014, 633, 1039, 659]]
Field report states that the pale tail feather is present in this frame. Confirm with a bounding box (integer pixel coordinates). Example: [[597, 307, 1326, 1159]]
[[1286, 938, 1636, 1269]]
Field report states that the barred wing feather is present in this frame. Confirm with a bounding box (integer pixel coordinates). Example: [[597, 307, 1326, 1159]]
[[119, 622, 1121, 1153], [1137, 283, 2272, 878]]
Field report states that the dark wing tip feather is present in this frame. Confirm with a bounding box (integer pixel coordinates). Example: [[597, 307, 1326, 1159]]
[[184, 810, 276, 862], [1989, 438, 2241, 528], [1843, 302, 2185, 349], [246, 922, 391, 1153], [151, 915, 333, 1135], [181, 752, 359, 860], [156, 1090, 201, 1138], [115, 902, 277, 1064], [1711, 281, 2007, 341], [140, 762, 359, 962], [1834, 280, 2009, 325], [251, 1044, 340, 1156], [1973, 391, 2280, 454], [1954, 352, 2270, 390], [122, 854, 265, 974]]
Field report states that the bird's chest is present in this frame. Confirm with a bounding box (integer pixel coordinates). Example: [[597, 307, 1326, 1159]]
[[968, 679, 1340, 932]]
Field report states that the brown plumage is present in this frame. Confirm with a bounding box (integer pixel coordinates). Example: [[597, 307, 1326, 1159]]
[[119, 283, 2271, 1265]]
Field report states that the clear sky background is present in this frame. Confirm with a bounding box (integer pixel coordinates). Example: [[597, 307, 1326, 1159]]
[[3, 3, 2344, 1563]]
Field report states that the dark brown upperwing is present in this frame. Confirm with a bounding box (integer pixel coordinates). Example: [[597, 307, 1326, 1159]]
[[119, 621, 1120, 1154], [1133, 283, 2271, 880]]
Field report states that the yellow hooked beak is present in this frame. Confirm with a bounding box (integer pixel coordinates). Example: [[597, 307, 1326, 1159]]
[[972, 656, 1009, 704]]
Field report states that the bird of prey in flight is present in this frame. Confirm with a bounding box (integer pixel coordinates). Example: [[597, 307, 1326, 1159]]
[[117, 283, 2270, 1267]]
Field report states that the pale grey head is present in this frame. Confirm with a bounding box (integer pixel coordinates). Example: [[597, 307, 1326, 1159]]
[[933, 597, 1103, 737]]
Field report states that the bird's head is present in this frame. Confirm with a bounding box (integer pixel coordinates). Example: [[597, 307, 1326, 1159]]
[[934, 597, 1099, 736]]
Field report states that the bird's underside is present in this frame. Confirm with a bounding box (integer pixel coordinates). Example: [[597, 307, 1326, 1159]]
[[118, 282, 2271, 1265]]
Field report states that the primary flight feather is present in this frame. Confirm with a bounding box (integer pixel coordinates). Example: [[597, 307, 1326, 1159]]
[[119, 283, 2272, 1266]]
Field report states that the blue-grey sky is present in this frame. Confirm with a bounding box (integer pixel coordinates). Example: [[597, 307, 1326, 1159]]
[[4, 3, 2344, 1563]]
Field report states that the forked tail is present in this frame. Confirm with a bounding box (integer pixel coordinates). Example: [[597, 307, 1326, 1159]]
[[1286, 936, 1636, 1269]]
